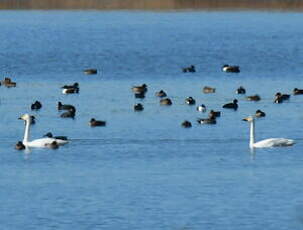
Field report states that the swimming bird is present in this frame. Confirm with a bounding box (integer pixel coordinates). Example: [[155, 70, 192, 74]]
[[209, 110, 221, 118], [132, 84, 147, 94], [181, 120, 192, 128], [62, 82, 79, 94], [222, 64, 240, 73], [89, 118, 106, 127], [155, 90, 167, 98], [222, 99, 238, 110], [84, 69, 97, 75], [31, 100, 42, 110], [160, 98, 172, 105], [274, 92, 290, 103], [197, 114, 216, 124], [293, 88, 303, 95], [43, 132, 68, 141], [134, 103, 144, 111], [246, 94, 261, 101], [255, 110, 266, 118], [197, 104, 206, 112], [203, 86, 216, 94], [236, 86, 246, 94], [1, 77, 16, 87], [57, 102, 76, 111], [182, 65, 196, 73], [18, 114, 68, 148], [185, 97, 196, 105], [30, 115, 36, 125], [15, 141, 25, 150], [242, 116, 295, 148]]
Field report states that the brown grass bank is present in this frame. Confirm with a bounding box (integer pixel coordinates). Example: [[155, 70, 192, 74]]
[[0, 0, 303, 10]]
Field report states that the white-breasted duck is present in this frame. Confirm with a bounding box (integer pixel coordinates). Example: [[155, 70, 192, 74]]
[[222, 64, 240, 73], [197, 104, 206, 112], [185, 97, 196, 105]]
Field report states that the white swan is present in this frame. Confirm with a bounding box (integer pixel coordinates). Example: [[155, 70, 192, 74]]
[[19, 114, 68, 148], [243, 116, 295, 148]]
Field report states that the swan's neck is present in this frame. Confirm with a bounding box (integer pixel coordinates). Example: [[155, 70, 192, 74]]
[[249, 119, 255, 148], [23, 119, 30, 144]]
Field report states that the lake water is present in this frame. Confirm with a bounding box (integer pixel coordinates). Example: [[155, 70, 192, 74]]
[[1, 10, 303, 229]]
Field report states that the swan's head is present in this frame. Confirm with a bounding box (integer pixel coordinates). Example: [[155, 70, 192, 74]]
[[18, 114, 31, 121], [242, 116, 254, 122]]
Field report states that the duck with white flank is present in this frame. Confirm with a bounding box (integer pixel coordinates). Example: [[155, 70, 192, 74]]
[[62, 82, 79, 94], [222, 64, 240, 73], [255, 110, 266, 118], [197, 104, 206, 112], [185, 97, 196, 105]]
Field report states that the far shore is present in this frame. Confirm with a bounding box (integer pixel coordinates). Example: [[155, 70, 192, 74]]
[[0, 0, 303, 11]]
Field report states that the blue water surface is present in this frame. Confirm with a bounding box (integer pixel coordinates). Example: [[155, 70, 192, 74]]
[[0, 10, 303, 230]]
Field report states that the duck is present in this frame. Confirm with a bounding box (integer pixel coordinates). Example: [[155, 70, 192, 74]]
[[31, 100, 42, 110], [132, 84, 147, 94], [185, 97, 196, 105], [255, 110, 266, 118], [43, 132, 68, 141], [30, 115, 36, 125], [274, 94, 283, 104], [182, 65, 196, 73], [60, 108, 76, 118], [197, 104, 206, 112], [203, 86, 216, 94], [160, 98, 172, 105], [89, 118, 106, 127], [18, 114, 68, 148], [134, 103, 144, 111], [197, 114, 217, 124], [1, 77, 17, 87], [181, 120, 192, 128], [15, 141, 25, 150], [246, 94, 261, 101], [236, 86, 246, 94], [62, 82, 79, 94], [293, 88, 303, 95], [83, 69, 97, 75], [155, 90, 167, 98], [209, 110, 221, 118], [222, 64, 240, 73], [222, 99, 238, 110], [243, 116, 295, 148], [57, 102, 76, 111], [275, 92, 290, 102]]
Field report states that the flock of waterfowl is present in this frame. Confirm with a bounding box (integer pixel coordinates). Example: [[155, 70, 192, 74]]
[[5, 64, 300, 150]]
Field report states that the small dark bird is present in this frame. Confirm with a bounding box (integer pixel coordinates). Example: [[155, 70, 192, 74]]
[[62, 82, 79, 94], [246, 94, 261, 101], [255, 110, 266, 118], [58, 102, 76, 111], [160, 98, 172, 105], [197, 104, 206, 112], [209, 110, 221, 118], [182, 65, 196, 73], [43, 132, 68, 141], [236, 86, 246, 94], [222, 99, 238, 110], [181, 120, 192, 128], [293, 88, 303, 95], [222, 64, 240, 73], [30, 115, 36, 125], [134, 103, 144, 111], [89, 118, 106, 127], [155, 90, 167, 98], [197, 114, 217, 125], [203, 86, 216, 94], [31, 101, 42, 110], [185, 97, 196, 105], [62, 82, 79, 89], [275, 92, 290, 101], [15, 141, 25, 150], [132, 84, 147, 94], [274, 94, 283, 104], [84, 69, 97, 75], [1, 77, 17, 87]]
